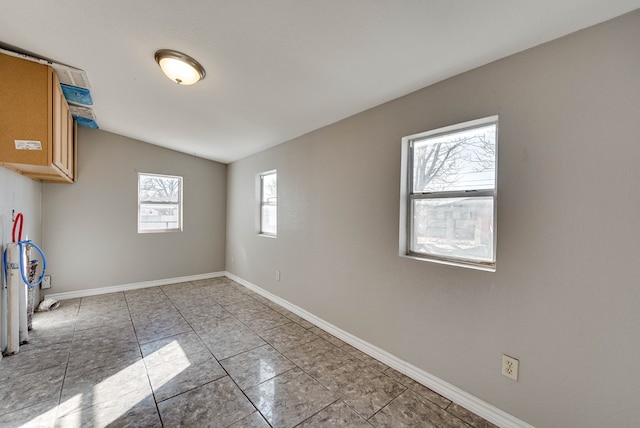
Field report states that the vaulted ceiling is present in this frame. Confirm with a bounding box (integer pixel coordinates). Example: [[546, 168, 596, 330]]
[[2, 1, 639, 163]]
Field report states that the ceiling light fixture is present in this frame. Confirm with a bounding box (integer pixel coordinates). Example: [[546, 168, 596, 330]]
[[154, 49, 206, 85]]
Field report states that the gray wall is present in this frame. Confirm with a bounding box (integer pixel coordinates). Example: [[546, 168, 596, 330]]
[[43, 128, 227, 293], [226, 11, 640, 428], [0, 168, 42, 352]]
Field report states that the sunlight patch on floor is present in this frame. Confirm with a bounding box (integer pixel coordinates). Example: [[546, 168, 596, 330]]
[[22, 340, 189, 427]]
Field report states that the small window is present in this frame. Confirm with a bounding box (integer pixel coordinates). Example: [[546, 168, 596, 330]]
[[399, 116, 497, 270], [260, 170, 277, 236], [138, 173, 183, 233]]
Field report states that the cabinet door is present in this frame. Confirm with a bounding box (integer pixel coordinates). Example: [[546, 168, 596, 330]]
[[51, 75, 73, 179], [0, 53, 49, 167]]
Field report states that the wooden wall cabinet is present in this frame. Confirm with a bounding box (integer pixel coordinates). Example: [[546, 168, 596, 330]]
[[0, 52, 77, 183]]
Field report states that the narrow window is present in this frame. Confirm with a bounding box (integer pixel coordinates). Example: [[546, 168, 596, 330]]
[[400, 116, 497, 270], [260, 170, 277, 236], [138, 173, 183, 233]]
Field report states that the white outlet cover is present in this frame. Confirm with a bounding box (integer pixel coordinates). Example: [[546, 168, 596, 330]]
[[501, 354, 519, 381], [41, 275, 52, 289]]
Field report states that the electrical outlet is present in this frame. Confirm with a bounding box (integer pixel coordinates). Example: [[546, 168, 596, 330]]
[[501, 354, 519, 381], [275, 270, 280, 281], [41, 275, 51, 289]]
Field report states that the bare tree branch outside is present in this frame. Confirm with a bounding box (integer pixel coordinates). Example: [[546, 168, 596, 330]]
[[139, 175, 180, 202], [412, 125, 495, 193]]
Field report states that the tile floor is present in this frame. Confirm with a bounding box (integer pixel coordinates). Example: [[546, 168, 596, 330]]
[[0, 278, 497, 428]]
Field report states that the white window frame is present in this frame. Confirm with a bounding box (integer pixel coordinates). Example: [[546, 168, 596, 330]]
[[138, 172, 183, 233], [399, 116, 498, 271], [259, 170, 277, 237]]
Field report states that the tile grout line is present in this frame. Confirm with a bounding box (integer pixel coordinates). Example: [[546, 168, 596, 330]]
[[243, 305, 385, 426], [162, 280, 275, 428], [52, 295, 81, 424], [186, 278, 357, 427], [124, 289, 165, 428], [231, 280, 410, 426], [290, 397, 344, 428]]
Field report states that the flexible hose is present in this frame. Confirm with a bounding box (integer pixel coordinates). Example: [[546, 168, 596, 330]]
[[2, 247, 6, 285], [18, 241, 47, 288], [3, 213, 47, 288], [12, 212, 23, 243], [3, 241, 47, 289]]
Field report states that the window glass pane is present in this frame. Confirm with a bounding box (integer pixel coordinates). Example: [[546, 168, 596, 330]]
[[260, 171, 277, 236], [138, 173, 182, 233], [139, 203, 180, 231], [261, 205, 277, 235], [411, 197, 494, 262], [139, 175, 181, 203], [412, 124, 496, 193], [262, 173, 277, 203]]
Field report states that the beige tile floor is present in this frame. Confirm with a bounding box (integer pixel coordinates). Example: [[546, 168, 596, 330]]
[[0, 278, 497, 427]]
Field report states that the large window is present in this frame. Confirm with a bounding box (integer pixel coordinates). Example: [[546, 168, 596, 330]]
[[138, 173, 183, 233], [400, 116, 497, 270], [260, 170, 277, 236]]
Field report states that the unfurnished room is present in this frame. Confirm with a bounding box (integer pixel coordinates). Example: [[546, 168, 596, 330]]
[[1, 1, 640, 427]]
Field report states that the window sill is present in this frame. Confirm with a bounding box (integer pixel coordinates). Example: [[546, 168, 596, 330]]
[[138, 229, 183, 234], [400, 253, 495, 272], [259, 233, 277, 239]]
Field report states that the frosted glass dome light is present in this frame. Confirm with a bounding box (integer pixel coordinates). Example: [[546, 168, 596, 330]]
[[155, 49, 205, 85]]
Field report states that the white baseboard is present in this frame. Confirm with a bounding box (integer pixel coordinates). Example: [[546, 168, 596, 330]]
[[43, 272, 226, 301], [225, 271, 533, 428]]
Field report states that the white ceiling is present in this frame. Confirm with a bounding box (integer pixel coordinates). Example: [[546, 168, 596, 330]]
[[1, 1, 639, 163]]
